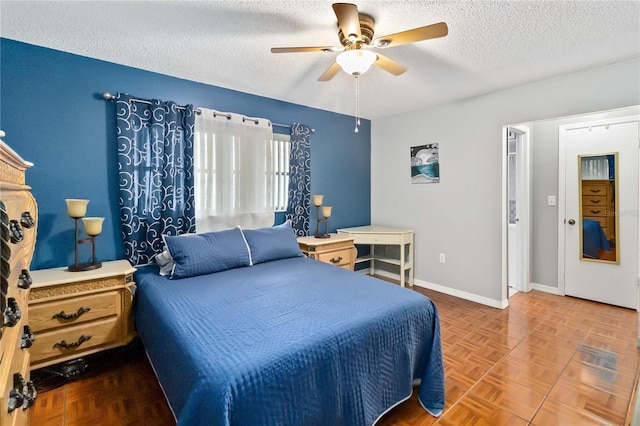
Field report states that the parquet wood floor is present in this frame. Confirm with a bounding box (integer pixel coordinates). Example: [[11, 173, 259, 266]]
[[31, 284, 640, 426]]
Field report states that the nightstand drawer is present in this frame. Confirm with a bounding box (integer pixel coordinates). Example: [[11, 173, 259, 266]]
[[30, 317, 119, 365], [317, 248, 353, 267], [29, 291, 119, 333], [297, 234, 356, 271], [582, 184, 609, 196], [583, 207, 608, 217], [582, 195, 607, 207], [28, 259, 136, 370]]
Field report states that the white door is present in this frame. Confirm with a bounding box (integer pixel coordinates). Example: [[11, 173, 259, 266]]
[[563, 119, 639, 309], [506, 125, 531, 297], [514, 126, 531, 293], [507, 130, 518, 293]]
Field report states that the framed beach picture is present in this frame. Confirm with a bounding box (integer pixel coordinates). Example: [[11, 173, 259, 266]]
[[410, 144, 440, 183]]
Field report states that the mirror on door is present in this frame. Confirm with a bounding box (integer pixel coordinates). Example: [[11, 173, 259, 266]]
[[579, 153, 618, 263]]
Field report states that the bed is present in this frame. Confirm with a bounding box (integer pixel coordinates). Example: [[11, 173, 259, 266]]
[[582, 219, 611, 259], [134, 226, 445, 426]]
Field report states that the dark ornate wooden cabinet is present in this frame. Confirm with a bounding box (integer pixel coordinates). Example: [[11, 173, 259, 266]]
[[0, 131, 38, 426]]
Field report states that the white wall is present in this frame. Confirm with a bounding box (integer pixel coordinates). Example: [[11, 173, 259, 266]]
[[371, 57, 640, 305]]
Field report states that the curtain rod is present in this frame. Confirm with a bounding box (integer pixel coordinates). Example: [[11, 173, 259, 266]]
[[102, 92, 313, 132], [102, 92, 187, 111]]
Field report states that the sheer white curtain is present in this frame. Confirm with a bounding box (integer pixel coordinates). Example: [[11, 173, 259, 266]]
[[194, 108, 275, 232]]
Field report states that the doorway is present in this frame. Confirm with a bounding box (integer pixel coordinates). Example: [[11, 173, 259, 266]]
[[506, 125, 531, 297], [501, 105, 640, 308], [559, 117, 639, 309]]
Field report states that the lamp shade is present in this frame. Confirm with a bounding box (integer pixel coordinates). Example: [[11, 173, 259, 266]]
[[313, 194, 324, 206], [65, 199, 89, 218], [82, 217, 104, 236], [322, 206, 332, 218], [336, 50, 377, 75]]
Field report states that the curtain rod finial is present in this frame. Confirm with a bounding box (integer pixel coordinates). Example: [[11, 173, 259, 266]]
[[102, 92, 116, 101]]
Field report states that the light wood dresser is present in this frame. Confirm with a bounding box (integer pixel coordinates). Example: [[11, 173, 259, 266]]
[[0, 132, 38, 425], [297, 234, 357, 271], [28, 260, 136, 370], [581, 179, 615, 241]]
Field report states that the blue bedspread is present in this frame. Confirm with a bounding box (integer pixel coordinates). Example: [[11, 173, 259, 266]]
[[582, 219, 610, 258], [134, 257, 444, 426]]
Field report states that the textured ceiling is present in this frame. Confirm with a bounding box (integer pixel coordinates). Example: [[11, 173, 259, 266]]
[[1, 1, 639, 120]]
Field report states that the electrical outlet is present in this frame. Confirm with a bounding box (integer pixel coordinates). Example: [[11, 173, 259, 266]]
[[439, 253, 446, 263]]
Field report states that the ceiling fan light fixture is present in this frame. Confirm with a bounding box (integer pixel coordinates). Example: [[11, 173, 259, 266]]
[[336, 49, 377, 75]]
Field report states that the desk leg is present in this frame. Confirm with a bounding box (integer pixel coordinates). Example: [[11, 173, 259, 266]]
[[400, 243, 405, 287], [370, 244, 375, 276], [408, 240, 414, 286]]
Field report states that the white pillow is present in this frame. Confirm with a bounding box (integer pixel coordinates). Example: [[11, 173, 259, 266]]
[[154, 249, 175, 276]]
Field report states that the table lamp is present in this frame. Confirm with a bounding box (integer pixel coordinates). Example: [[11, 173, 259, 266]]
[[313, 194, 332, 239], [65, 199, 104, 271]]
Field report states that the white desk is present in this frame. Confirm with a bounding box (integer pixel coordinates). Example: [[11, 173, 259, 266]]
[[337, 226, 414, 287]]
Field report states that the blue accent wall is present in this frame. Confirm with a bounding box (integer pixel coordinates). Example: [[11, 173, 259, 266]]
[[1, 38, 371, 270]]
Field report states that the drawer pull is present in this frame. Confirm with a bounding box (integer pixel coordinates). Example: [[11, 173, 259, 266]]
[[4, 297, 21, 327], [21, 325, 35, 349], [8, 373, 28, 413], [589, 189, 601, 193], [9, 220, 24, 244], [590, 199, 602, 204], [20, 212, 35, 229], [23, 381, 37, 409], [7, 389, 23, 413], [53, 306, 91, 320], [330, 256, 343, 264], [590, 209, 602, 214], [54, 334, 92, 349], [17, 269, 32, 289]]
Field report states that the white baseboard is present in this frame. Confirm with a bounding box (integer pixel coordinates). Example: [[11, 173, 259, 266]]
[[416, 279, 509, 309], [368, 269, 508, 309], [530, 282, 563, 295]]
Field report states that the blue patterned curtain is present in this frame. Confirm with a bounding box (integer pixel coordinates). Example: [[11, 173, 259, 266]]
[[285, 123, 312, 236], [116, 94, 195, 265]]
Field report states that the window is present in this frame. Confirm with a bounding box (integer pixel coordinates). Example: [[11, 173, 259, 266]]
[[272, 133, 290, 212], [194, 109, 275, 232]]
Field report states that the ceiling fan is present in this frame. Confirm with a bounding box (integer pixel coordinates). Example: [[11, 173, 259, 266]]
[[271, 3, 448, 81]]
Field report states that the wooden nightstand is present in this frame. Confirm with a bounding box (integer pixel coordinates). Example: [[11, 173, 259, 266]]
[[297, 234, 357, 271], [27, 259, 136, 370]]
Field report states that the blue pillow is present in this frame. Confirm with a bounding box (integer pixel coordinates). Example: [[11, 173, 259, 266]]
[[242, 222, 303, 265], [163, 227, 251, 279]]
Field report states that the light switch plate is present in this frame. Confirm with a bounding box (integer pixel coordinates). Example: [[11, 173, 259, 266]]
[[548, 195, 556, 206]]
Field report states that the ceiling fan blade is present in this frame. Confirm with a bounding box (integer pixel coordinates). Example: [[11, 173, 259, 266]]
[[374, 22, 448, 48], [318, 62, 342, 81], [373, 53, 407, 76], [333, 3, 361, 42], [271, 46, 337, 53]]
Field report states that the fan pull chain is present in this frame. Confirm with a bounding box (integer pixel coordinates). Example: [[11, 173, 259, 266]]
[[354, 75, 360, 133]]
